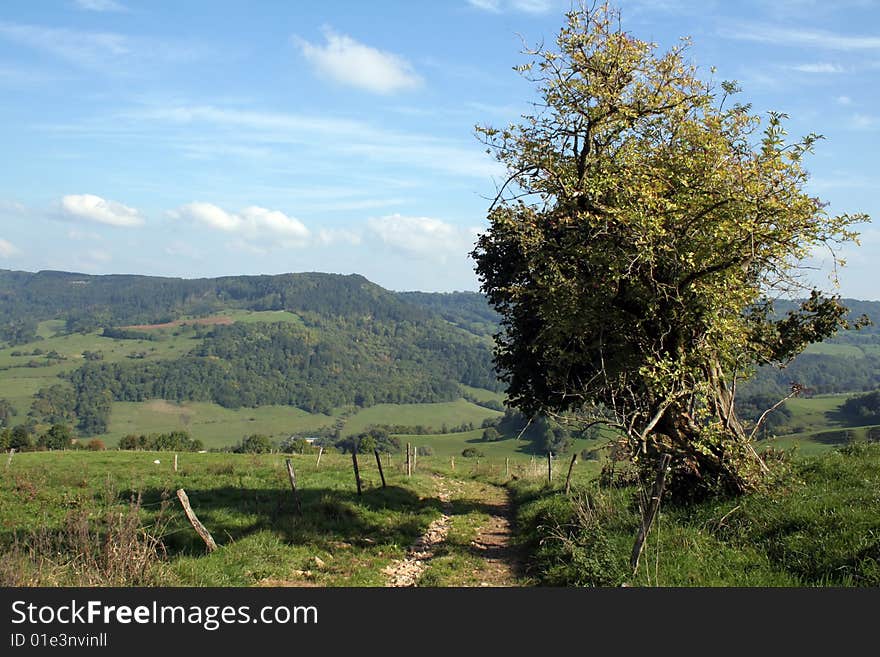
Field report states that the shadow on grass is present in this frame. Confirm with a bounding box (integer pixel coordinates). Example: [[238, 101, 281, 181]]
[[108, 484, 446, 558]]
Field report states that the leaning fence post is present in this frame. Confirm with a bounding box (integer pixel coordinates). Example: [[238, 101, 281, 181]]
[[374, 449, 386, 488], [285, 458, 303, 515], [176, 488, 217, 552], [630, 454, 672, 574], [315, 446, 324, 467], [351, 451, 363, 495]]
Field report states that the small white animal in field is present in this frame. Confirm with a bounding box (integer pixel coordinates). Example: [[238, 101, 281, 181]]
[[153, 459, 161, 464]]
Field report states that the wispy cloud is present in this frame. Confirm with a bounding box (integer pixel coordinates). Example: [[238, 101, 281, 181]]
[[837, 95, 853, 105], [466, 0, 555, 13], [0, 238, 20, 258], [295, 28, 422, 94], [0, 21, 128, 69], [169, 202, 310, 245], [721, 23, 880, 50], [788, 62, 845, 73], [316, 228, 362, 246], [60, 194, 144, 227], [117, 102, 502, 180], [368, 214, 479, 259], [74, 0, 126, 12], [0, 21, 210, 74], [851, 113, 879, 129]]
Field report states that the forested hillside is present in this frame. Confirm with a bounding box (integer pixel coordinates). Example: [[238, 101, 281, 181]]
[[0, 269, 503, 437], [3, 268, 880, 443], [0, 269, 427, 344]]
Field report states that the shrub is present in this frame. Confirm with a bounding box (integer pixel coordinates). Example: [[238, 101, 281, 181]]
[[235, 434, 273, 454], [87, 439, 106, 451], [461, 447, 484, 458]]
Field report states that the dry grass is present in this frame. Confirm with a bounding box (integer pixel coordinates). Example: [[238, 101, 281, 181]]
[[0, 492, 173, 586]]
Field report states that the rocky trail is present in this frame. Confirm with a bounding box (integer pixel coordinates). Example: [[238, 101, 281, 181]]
[[383, 475, 524, 587]]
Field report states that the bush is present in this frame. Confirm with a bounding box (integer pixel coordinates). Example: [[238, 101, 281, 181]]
[[461, 447, 484, 458], [482, 427, 501, 442], [235, 434, 273, 454], [87, 439, 106, 451], [416, 445, 433, 456]]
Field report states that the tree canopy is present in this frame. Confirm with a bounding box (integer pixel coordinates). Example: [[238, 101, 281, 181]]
[[472, 3, 868, 496]]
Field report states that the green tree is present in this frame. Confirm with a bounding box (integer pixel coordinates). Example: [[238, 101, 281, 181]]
[[471, 3, 867, 497], [235, 433, 273, 454], [9, 424, 32, 450], [37, 423, 74, 450], [0, 398, 13, 427], [482, 427, 501, 442]]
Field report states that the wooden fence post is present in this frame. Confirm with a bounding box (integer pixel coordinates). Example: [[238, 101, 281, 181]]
[[406, 443, 412, 477], [5, 448, 14, 469], [173, 453, 178, 472], [630, 454, 672, 574], [315, 446, 324, 467], [564, 453, 577, 495], [505, 457, 510, 478], [176, 489, 217, 552], [412, 445, 417, 470], [352, 451, 363, 495], [374, 449, 386, 488], [451, 456, 455, 471], [547, 452, 553, 483], [285, 458, 303, 515]]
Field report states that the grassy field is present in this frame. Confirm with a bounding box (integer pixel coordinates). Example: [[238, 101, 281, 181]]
[[340, 400, 504, 436], [803, 342, 865, 357], [512, 443, 880, 586], [96, 401, 339, 448], [0, 450, 445, 586], [0, 448, 562, 587]]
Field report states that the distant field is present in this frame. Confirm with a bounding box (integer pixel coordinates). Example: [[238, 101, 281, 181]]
[[398, 427, 611, 462], [340, 400, 504, 436], [803, 342, 865, 358], [96, 401, 338, 448], [459, 384, 506, 404]]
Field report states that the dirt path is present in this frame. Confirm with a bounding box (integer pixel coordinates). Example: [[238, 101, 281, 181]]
[[465, 482, 522, 587], [382, 475, 455, 587], [383, 476, 523, 587]]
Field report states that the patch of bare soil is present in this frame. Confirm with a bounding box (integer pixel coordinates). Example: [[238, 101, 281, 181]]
[[466, 484, 523, 587], [382, 476, 455, 587]]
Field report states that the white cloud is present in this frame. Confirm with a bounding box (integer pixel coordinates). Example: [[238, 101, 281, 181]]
[[789, 62, 845, 73], [61, 194, 144, 227], [317, 228, 362, 246], [170, 202, 310, 245], [721, 24, 880, 50], [467, 0, 553, 13], [0, 238, 19, 258], [837, 95, 853, 105], [75, 0, 126, 11], [295, 29, 422, 94], [368, 214, 478, 259]]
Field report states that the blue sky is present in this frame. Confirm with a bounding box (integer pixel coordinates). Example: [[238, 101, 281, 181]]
[[0, 0, 877, 296]]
